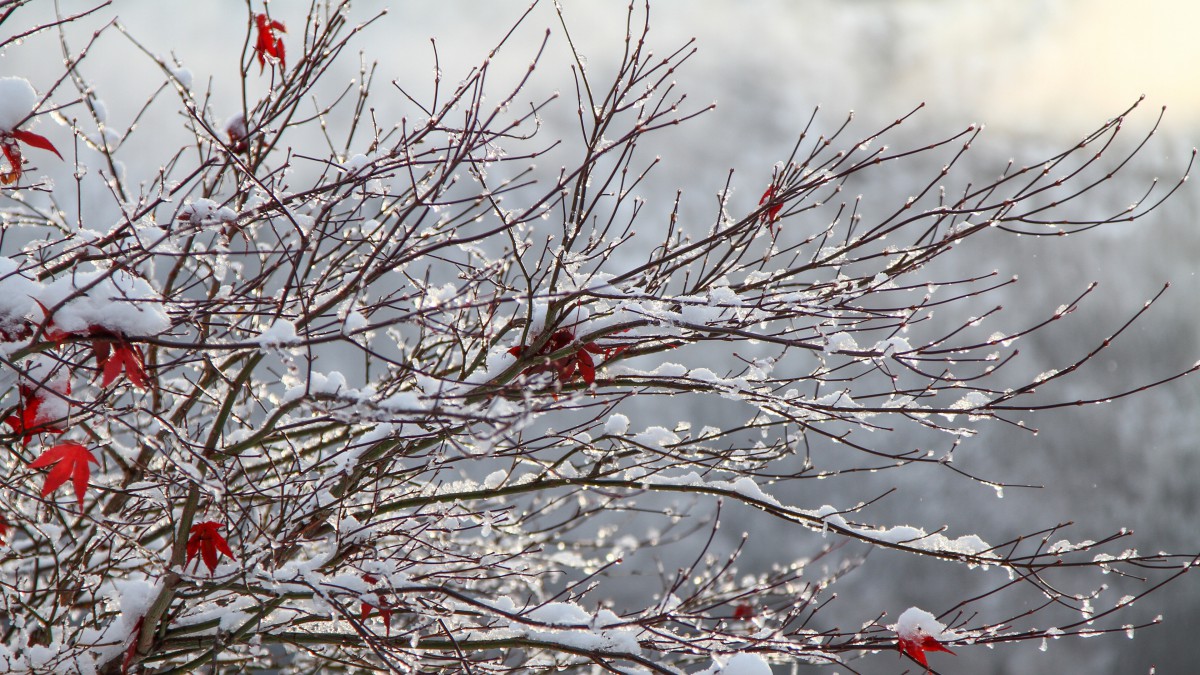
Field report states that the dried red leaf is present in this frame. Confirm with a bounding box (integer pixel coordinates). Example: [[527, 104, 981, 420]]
[[4, 385, 67, 446], [186, 521, 236, 574], [554, 351, 578, 382], [226, 115, 250, 154], [0, 137, 22, 185], [360, 574, 393, 634], [603, 344, 628, 359], [254, 13, 287, 73], [376, 603, 393, 634], [509, 328, 615, 387], [2, 129, 63, 185], [30, 441, 98, 508], [10, 129, 62, 160], [732, 603, 754, 620], [898, 634, 956, 669], [91, 333, 149, 389], [758, 185, 783, 226], [32, 300, 69, 343], [122, 616, 145, 674], [581, 342, 605, 355], [107, 341, 148, 389], [577, 347, 595, 384], [0, 515, 8, 544], [30, 306, 151, 389], [595, 330, 631, 360]]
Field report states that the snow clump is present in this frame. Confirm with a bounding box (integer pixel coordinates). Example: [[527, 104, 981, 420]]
[[38, 268, 171, 336], [893, 606, 954, 643], [0, 77, 37, 132]]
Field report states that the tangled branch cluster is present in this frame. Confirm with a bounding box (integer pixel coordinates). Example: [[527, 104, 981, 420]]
[[0, 1, 1195, 673]]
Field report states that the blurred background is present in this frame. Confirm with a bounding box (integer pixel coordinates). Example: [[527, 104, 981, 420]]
[[4, 1, 1197, 672]]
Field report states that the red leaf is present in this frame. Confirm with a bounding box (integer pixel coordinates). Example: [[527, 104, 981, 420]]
[[123, 616, 145, 675], [32, 300, 69, 343], [254, 13, 287, 73], [378, 603, 392, 634], [360, 597, 393, 634], [758, 185, 783, 225], [511, 328, 616, 387], [227, 125, 249, 154], [0, 515, 8, 544], [360, 574, 392, 634], [758, 184, 787, 233], [94, 335, 149, 389], [898, 635, 955, 669], [547, 329, 573, 352], [30, 441, 98, 508], [112, 343, 148, 389], [186, 521, 235, 575], [10, 129, 63, 160], [101, 349, 123, 387], [576, 348, 595, 384], [732, 602, 754, 620], [602, 344, 627, 359], [4, 385, 67, 446], [555, 356, 575, 381], [1, 138, 21, 185], [580, 342, 605, 355], [1, 129, 62, 185]]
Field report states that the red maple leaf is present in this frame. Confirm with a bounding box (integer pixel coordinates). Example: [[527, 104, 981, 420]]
[[186, 521, 236, 575], [32, 303, 151, 389], [4, 384, 68, 446], [360, 573, 393, 633], [1, 129, 62, 186], [93, 334, 149, 389], [732, 602, 755, 620], [32, 299, 69, 343], [898, 634, 956, 670], [758, 185, 783, 228], [254, 13, 287, 73], [29, 441, 98, 508], [0, 515, 8, 544], [508, 328, 613, 387]]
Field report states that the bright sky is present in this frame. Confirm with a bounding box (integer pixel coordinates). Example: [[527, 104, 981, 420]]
[[5, 0, 1197, 151], [695, 0, 1200, 135], [10, 1, 1198, 128], [973, 0, 1200, 130]]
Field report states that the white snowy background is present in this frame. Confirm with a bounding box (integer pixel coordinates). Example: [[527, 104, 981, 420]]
[[3, 0, 1198, 672]]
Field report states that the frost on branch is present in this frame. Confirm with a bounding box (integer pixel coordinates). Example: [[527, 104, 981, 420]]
[[0, 2, 1194, 674]]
